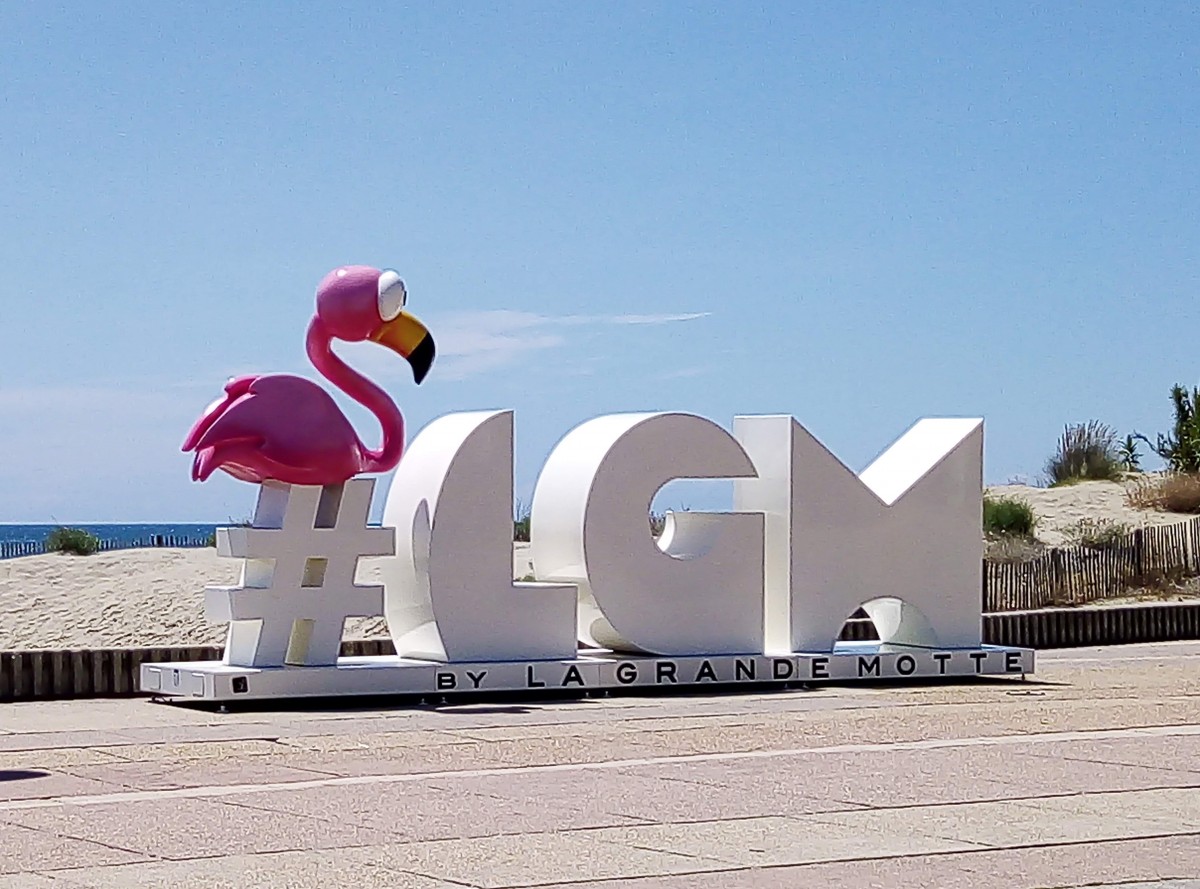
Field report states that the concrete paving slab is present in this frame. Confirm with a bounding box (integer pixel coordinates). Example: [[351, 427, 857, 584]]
[[443, 714, 759, 742], [344, 702, 616, 733], [0, 732, 147, 753], [0, 771, 128, 802], [1012, 787, 1200, 830], [220, 779, 647, 841], [583, 814, 987, 867], [272, 729, 474, 752], [0, 700, 219, 734], [83, 724, 292, 747], [805, 796, 1191, 848], [825, 745, 1200, 804], [954, 835, 1200, 886], [429, 768, 863, 822], [278, 741, 513, 776], [0, 797, 398, 860], [1020, 736, 1200, 775], [616, 746, 1031, 808], [60, 758, 342, 792], [0, 875, 70, 888], [337, 833, 731, 887], [528, 835, 1200, 889], [0, 724, 288, 753], [985, 750, 1200, 796], [37, 851, 460, 888], [489, 733, 716, 766], [0, 821, 150, 875], [0, 748, 125, 770], [92, 738, 286, 762], [2, 640, 1200, 887], [530, 853, 983, 888]]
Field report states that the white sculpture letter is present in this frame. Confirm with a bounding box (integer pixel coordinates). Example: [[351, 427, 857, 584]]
[[530, 412, 764, 655], [207, 478, 394, 667], [733, 416, 983, 653], [380, 410, 577, 661]]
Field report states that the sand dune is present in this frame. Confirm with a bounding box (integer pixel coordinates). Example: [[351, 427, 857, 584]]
[[0, 544, 535, 650], [986, 479, 1193, 546], [1, 481, 1195, 650]]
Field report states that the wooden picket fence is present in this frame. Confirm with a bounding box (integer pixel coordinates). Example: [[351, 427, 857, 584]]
[[0, 534, 211, 560], [5, 518, 1200, 614], [983, 517, 1200, 612], [0, 540, 43, 559]]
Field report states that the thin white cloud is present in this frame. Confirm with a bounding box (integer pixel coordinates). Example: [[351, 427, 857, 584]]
[[289, 308, 711, 383], [0, 384, 233, 521], [426, 308, 711, 381], [540, 311, 712, 327], [612, 312, 711, 325], [0, 386, 179, 413], [658, 366, 708, 380]]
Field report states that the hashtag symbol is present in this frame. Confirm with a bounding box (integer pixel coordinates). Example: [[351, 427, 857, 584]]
[[205, 478, 394, 667]]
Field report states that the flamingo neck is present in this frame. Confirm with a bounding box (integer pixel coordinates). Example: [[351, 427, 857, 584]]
[[305, 316, 405, 475]]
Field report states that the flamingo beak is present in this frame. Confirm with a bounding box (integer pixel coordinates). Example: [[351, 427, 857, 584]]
[[370, 311, 435, 384]]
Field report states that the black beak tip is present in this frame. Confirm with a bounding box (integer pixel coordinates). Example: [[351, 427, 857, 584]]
[[410, 335, 435, 385]]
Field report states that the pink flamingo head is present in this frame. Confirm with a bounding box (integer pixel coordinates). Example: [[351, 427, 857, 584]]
[[181, 265, 435, 486], [315, 265, 433, 382]]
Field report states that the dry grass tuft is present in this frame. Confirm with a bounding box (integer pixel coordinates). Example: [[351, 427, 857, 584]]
[[1059, 517, 1133, 549], [984, 534, 1046, 563], [1045, 420, 1124, 486], [1125, 473, 1200, 514]]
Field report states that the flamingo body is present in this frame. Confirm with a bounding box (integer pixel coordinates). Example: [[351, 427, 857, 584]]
[[183, 374, 366, 485], [182, 266, 434, 487]]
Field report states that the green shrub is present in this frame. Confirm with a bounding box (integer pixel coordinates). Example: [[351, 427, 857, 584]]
[[1118, 435, 1142, 472], [1136, 384, 1200, 473], [45, 527, 100, 555], [513, 503, 672, 541], [513, 500, 531, 542], [983, 495, 1037, 537], [1045, 421, 1123, 486]]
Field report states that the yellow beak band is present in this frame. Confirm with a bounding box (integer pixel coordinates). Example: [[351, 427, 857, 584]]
[[371, 311, 435, 384]]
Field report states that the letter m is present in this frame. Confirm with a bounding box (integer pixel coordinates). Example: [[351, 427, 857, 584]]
[[734, 416, 983, 654]]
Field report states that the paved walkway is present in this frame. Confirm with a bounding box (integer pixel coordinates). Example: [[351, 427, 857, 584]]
[[1, 643, 1198, 887]]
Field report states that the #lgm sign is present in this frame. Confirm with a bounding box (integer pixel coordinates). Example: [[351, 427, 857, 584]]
[[142, 410, 1033, 702]]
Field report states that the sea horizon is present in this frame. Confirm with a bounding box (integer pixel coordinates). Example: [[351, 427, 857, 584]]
[[0, 520, 385, 548], [0, 521, 228, 526], [0, 523, 219, 546]]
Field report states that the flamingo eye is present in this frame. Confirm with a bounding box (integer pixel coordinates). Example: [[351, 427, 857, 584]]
[[377, 270, 407, 321]]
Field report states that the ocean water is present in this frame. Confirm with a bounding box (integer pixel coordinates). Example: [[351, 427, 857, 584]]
[[0, 523, 217, 555]]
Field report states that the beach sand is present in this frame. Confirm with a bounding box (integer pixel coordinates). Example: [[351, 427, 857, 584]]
[[985, 479, 1191, 546], [0, 481, 1195, 650], [0, 544, 535, 650]]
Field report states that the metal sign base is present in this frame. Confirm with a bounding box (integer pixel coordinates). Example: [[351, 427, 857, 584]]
[[141, 643, 1034, 702]]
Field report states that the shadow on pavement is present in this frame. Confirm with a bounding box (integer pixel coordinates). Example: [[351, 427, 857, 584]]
[[0, 769, 50, 783]]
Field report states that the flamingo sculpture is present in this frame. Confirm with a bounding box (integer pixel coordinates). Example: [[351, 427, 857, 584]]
[[182, 265, 435, 486]]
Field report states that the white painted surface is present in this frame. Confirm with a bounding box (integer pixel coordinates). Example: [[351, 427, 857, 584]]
[[734, 416, 984, 653], [530, 412, 765, 655], [177, 409, 1006, 701], [380, 410, 578, 661], [141, 644, 1033, 701], [206, 479, 393, 667]]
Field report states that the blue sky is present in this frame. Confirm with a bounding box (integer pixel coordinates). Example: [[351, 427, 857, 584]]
[[1, 3, 1197, 522]]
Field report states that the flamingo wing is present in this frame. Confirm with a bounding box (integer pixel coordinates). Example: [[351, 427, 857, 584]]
[[181, 376, 258, 453], [186, 374, 364, 485]]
